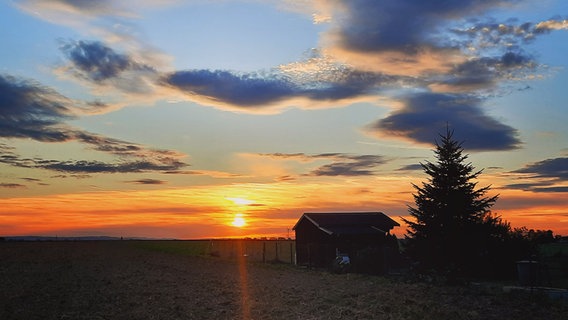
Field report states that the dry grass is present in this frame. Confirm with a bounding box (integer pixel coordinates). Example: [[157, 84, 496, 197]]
[[1, 241, 566, 320]]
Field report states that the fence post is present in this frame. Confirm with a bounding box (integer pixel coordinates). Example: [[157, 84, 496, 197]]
[[262, 241, 266, 263], [275, 240, 279, 262], [290, 242, 293, 264]]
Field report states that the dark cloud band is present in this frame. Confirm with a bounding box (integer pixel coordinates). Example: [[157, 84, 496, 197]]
[[366, 92, 521, 151], [0, 73, 188, 175], [513, 157, 568, 180]]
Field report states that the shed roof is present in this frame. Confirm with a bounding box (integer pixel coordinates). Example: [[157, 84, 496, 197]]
[[293, 212, 400, 236]]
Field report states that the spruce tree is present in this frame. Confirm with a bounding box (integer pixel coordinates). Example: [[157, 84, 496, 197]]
[[403, 129, 502, 278]]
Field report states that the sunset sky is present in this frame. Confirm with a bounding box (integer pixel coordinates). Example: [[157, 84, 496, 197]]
[[1, 0, 567, 239]]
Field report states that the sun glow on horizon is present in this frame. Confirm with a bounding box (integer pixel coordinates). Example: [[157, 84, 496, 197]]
[[1, 181, 566, 239]]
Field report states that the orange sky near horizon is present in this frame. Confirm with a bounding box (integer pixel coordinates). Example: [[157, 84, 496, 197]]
[[1, 181, 566, 239], [1, 2, 568, 243]]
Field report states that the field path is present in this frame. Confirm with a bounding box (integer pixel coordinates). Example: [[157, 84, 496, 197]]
[[1, 241, 566, 319]]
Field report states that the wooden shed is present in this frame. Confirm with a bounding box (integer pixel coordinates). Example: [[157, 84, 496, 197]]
[[293, 212, 400, 269]]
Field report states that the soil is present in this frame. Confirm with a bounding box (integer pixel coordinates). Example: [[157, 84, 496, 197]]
[[1, 241, 566, 320]]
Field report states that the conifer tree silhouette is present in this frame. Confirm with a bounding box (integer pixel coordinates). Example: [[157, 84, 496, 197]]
[[403, 129, 506, 279]]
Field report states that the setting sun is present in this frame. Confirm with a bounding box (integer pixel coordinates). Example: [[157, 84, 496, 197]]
[[231, 214, 247, 228], [0, 0, 567, 243]]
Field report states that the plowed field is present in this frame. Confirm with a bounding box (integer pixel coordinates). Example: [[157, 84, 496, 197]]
[[1, 241, 566, 319]]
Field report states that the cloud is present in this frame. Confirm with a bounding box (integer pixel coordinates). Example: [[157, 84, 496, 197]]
[[0, 74, 76, 142], [366, 92, 521, 151], [16, 3, 174, 105], [331, 0, 514, 52], [320, 0, 519, 76], [275, 175, 296, 182], [14, 1, 568, 151], [17, 0, 126, 17], [0, 74, 117, 141], [60, 40, 154, 82], [503, 157, 568, 193], [48, 3, 555, 129], [59, 40, 159, 95], [164, 170, 243, 179], [57, 42, 393, 112], [126, 179, 167, 185], [151, 1, 551, 143], [505, 182, 568, 193], [28, 1, 360, 115], [44, 160, 185, 174], [317, 0, 548, 90], [0, 74, 188, 174], [0, 150, 185, 174], [314, 0, 557, 150], [448, 18, 568, 61], [16, 0, 179, 20], [397, 164, 423, 171], [535, 19, 568, 32], [513, 157, 568, 180], [161, 64, 391, 111], [452, 19, 537, 48], [163, 70, 297, 109], [259, 152, 387, 176], [429, 51, 536, 92], [0, 183, 26, 189], [72, 131, 186, 162], [309, 154, 387, 176], [531, 187, 568, 193]]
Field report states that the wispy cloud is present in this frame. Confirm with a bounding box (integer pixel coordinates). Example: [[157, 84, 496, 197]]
[[505, 157, 568, 192], [0, 183, 26, 189], [60, 40, 155, 81], [0, 74, 188, 175], [17, 0, 131, 17], [59, 40, 158, 95], [164, 170, 244, 179], [0, 74, 76, 142], [397, 164, 423, 172], [505, 182, 568, 193], [0, 153, 185, 175], [259, 152, 388, 176], [529, 187, 568, 193], [309, 154, 387, 177], [15, 0, 179, 29], [513, 157, 568, 180], [126, 179, 167, 185]]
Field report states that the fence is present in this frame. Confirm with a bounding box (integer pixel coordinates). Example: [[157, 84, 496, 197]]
[[206, 239, 296, 264]]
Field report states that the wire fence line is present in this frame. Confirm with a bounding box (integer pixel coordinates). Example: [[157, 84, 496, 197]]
[[206, 239, 296, 264]]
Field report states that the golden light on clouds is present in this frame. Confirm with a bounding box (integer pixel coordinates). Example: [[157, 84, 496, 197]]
[[226, 197, 254, 206], [323, 45, 466, 77]]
